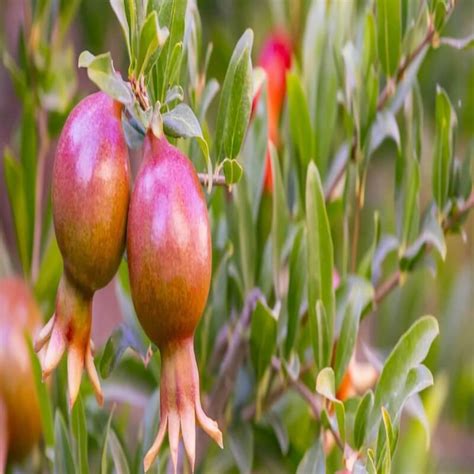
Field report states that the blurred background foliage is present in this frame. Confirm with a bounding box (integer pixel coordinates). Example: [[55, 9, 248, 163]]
[[0, 0, 473, 473]]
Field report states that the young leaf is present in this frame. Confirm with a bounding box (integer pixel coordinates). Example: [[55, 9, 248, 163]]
[[71, 395, 89, 474], [306, 162, 335, 368], [222, 158, 243, 185], [432, 86, 456, 212], [215, 29, 253, 163], [440, 34, 474, 50], [316, 367, 346, 443], [54, 411, 75, 474], [376, 0, 402, 77], [78, 51, 134, 105], [136, 11, 169, 76], [334, 277, 374, 386], [354, 390, 374, 449], [108, 429, 131, 474], [369, 316, 439, 440], [250, 300, 277, 381], [154, 0, 187, 101]]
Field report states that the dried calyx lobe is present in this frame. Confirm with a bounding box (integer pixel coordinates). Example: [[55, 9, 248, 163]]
[[35, 92, 130, 408], [127, 133, 222, 473]]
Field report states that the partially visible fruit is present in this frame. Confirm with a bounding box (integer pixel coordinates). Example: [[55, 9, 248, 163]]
[[254, 32, 293, 146], [0, 278, 42, 471], [34, 92, 130, 408], [127, 133, 222, 473]]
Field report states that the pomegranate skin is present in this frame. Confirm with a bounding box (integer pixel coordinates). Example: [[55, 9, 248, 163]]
[[127, 133, 211, 348], [52, 91, 130, 292], [0, 278, 42, 466], [127, 134, 221, 472], [35, 91, 130, 408]]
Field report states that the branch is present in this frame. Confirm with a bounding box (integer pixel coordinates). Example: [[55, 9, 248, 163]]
[[195, 288, 262, 465], [373, 190, 474, 307], [198, 173, 227, 187], [326, 13, 439, 203]]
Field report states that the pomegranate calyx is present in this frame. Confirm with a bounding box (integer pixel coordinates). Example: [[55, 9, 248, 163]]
[[144, 337, 222, 473], [34, 274, 103, 408]]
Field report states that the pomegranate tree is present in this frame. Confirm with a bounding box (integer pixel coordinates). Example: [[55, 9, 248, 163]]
[[0, 278, 42, 472], [34, 92, 130, 408], [127, 132, 222, 472]]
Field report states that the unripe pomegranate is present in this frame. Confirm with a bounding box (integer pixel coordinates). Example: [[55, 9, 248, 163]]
[[253, 32, 292, 147], [34, 92, 130, 408], [0, 278, 42, 471], [127, 132, 222, 473]]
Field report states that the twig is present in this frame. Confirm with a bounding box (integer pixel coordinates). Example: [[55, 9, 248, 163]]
[[326, 13, 439, 202], [31, 110, 49, 282], [195, 288, 262, 465], [290, 377, 345, 452], [372, 190, 474, 306], [198, 173, 227, 187]]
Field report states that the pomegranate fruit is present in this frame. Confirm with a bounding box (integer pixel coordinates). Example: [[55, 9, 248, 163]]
[[0, 278, 42, 471], [34, 92, 130, 408], [253, 32, 292, 147], [127, 132, 222, 472]]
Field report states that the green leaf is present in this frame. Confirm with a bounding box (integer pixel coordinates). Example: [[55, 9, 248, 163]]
[[362, 11, 377, 78], [78, 51, 134, 105], [228, 423, 254, 474], [316, 367, 346, 443], [108, 429, 130, 474], [71, 395, 89, 474], [432, 86, 456, 211], [162, 103, 212, 187], [136, 11, 169, 76], [296, 440, 325, 474], [270, 144, 289, 299], [287, 72, 314, 171], [369, 316, 439, 440], [215, 29, 253, 163], [54, 411, 75, 474], [101, 408, 114, 474], [306, 162, 335, 368], [235, 178, 257, 292], [26, 336, 54, 448], [399, 157, 420, 250], [34, 235, 62, 314], [250, 300, 277, 381], [376, 0, 402, 77], [334, 277, 374, 386], [354, 390, 374, 449], [3, 149, 30, 274], [222, 158, 243, 185], [99, 323, 149, 378], [110, 0, 131, 59], [358, 212, 381, 280], [400, 206, 446, 269], [285, 226, 306, 357], [155, 0, 187, 101]]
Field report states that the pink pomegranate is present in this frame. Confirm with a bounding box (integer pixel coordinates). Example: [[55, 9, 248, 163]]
[[127, 132, 222, 472], [35, 92, 130, 408]]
